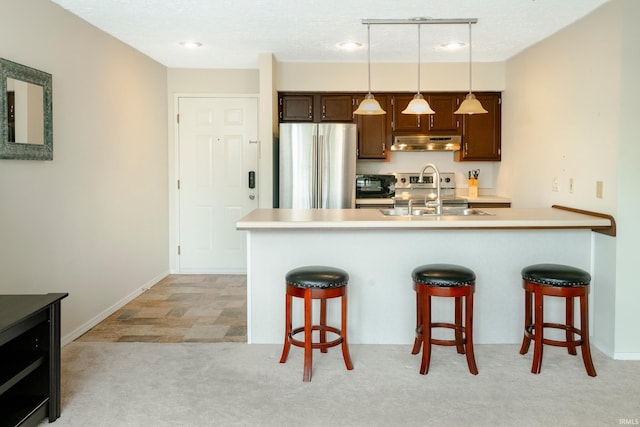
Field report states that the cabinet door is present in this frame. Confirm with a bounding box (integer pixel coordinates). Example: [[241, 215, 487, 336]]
[[390, 94, 425, 132], [356, 95, 390, 160], [319, 95, 354, 122], [457, 93, 501, 161], [427, 94, 462, 135], [279, 94, 313, 121]]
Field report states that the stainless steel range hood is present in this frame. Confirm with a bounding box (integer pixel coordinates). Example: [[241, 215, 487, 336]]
[[391, 135, 461, 152]]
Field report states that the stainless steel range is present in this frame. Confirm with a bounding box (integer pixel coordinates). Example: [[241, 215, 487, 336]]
[[393, 172, 468, 208]]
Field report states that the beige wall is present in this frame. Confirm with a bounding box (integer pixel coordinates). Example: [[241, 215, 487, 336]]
[[0, 0, 169, 342], [502, 0, 640, 356], [276, 61, 505, 92]]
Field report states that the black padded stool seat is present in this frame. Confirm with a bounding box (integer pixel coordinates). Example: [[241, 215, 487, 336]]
[[519, 263, 596, 377], [522, 264, 591, 287], [286, 266, 349, 289], [279, 266, 353, 382], [411, 263, 478, 375], [412, 264, 476, 287]]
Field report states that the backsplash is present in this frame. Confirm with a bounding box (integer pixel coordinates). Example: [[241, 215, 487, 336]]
[[356, 151, 500, 191]]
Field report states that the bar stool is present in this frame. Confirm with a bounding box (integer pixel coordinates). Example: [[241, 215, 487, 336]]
[[279, 265, 353, 382], [411, 263, 478, 375], [519, 263, 597, 377]]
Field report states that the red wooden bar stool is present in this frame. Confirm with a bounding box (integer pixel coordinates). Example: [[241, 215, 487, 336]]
[[411, 263, 478, 375], [279, 265, 353, 382], [520, 263, 597, 377]]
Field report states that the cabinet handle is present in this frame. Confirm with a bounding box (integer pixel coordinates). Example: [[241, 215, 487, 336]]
[[417, 116, 421, 127], [382, 143, 385, 154], [308, 105, 312, 119], [322, 105, 326, 119]]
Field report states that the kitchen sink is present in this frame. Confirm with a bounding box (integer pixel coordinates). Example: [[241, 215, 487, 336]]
[[378, 208, 427, 216], [379, 207, 493, 217]]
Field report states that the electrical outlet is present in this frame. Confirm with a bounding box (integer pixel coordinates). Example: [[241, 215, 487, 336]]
[[552, 177, 559, 192], [569, 178, 574, 194], [596, 181, 604, 199]]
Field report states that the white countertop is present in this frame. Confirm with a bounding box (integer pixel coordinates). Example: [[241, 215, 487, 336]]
[[463, 195, 512, 204], [237, 207, 612, 231], [356, 195, 511, 205], [355, 198, 394, 205]]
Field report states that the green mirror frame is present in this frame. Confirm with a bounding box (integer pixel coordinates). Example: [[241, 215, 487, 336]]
[[0, 58, 53, 160]]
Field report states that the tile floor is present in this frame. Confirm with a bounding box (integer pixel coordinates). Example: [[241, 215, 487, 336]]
[[76, 274, 247, 343]]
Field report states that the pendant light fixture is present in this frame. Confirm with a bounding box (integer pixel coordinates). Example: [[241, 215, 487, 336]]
[[402, 24, 435, 115], [455, 21, 487, 114], [354, 24, 386, 115]]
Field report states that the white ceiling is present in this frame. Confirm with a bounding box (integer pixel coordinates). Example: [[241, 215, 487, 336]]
[[51, 0, 608, 69]]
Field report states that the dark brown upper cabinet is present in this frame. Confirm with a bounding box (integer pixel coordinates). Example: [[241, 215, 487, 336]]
[[279, 94, 314, 122], [455, 93, 502, 162], [354, 94, 390, 160]]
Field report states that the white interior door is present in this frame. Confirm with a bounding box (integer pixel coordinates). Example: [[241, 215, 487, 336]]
[[178, 97, 258, 273]]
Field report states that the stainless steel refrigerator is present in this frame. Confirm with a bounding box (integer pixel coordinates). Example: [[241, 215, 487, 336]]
[[279, 123, 357, 208]]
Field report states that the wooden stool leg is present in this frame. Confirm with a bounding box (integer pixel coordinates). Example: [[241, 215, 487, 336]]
[[519, 286, 533, 355], [531, 287, 544, 374], [303, 289, 313, 382], [320, 298, 328, 353], [579, 293, 597, 377], [419, 290, 432, 375], [454, 296, 465, 354], [411, 285, 422, 355], [341, 292, 354, 370], [464, 290, 478, 375], [279, 293, 292, 363], [566, 296, 577, 355]]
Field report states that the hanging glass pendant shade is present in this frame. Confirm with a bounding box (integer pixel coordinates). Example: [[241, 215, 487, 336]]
[[402, 93, 434, 115], [402, 24, 434, 115], [354, 93, 386, 115], [455, 93, 487, 114], [354, 24, 386, 115], [455, 22, 487, 114]]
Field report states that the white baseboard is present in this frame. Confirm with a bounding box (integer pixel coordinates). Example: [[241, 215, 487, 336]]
[[61, 271, 170, 346], [171, 268, 247, 274], [613, 352, 640, 360]]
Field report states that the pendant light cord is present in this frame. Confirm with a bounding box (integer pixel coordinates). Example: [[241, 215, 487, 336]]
[[467, 22, 472, 94], [366, 24, 372, 95], [417, 24, 421, 93]]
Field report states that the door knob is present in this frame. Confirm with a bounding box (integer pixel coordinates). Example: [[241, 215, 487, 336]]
[[249, 195, 255, 200]]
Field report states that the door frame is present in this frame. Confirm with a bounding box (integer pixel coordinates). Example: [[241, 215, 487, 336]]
[[170, 93, 260, 274]]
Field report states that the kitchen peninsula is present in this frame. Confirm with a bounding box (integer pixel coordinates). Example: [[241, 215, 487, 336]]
[[237, 207, 612, 345]]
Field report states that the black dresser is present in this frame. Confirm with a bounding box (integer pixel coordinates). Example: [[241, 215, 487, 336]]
[[0, 293, 68, 426]]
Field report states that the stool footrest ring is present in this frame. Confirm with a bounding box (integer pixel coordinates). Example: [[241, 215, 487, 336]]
[[524, 323, 584, 348], [289, 325, 344, 350]]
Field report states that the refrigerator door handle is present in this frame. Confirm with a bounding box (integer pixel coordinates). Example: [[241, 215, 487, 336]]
[[317, 134, 324, 208], [312, 133, 319, 208]]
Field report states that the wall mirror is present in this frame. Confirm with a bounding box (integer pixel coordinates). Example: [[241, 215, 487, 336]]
[[0, 58, 53, 160]]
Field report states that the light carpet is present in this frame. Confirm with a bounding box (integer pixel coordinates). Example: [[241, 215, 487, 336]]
[[50, 342, 640, 426]]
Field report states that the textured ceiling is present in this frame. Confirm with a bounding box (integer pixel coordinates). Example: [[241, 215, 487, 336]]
[[51, 0, 608, 69]]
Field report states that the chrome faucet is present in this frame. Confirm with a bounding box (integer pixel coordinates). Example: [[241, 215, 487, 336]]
[[418, 163, 442, 215]]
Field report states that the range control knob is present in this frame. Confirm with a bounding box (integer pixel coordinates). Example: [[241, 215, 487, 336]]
[[444, 177, 451, 183], [400, 177, 407, 183]]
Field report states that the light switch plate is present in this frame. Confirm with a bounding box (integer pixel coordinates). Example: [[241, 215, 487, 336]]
[[596, 181, 604, 198]]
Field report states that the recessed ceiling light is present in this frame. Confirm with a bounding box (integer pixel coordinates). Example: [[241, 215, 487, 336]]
[[440, 41, 466, 50], [180, 41, 203, 49], [337, 41, 363, 50]]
